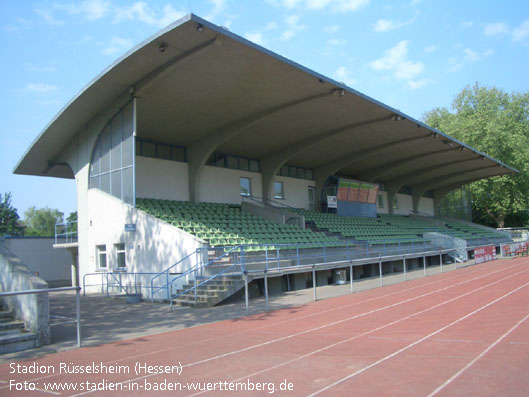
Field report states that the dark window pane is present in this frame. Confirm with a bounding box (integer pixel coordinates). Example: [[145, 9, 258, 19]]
[[142, 142, 156, 158], [157, 144, 171, 160], [249, 160, 259, 172], [227, 156, 238, 169]]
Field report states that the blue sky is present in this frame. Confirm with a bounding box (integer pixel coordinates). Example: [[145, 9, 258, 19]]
[[1, 0, 528, 219]]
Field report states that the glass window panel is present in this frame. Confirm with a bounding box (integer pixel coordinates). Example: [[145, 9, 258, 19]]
[[101, 173, 110, 194], [297, 167, 305, 179], [215, 154, 226, 167], [172, 147, 185, 162], [90, 176, 100, 189], [142, 142, 156, 158], [274, 181, 284, 199], [239, 157, 249, 171], [135, 140, 141, 156], [111, 170, 121, 200], [157, 144, 171, 160], [100, 126, 111, 173], [289, 166, 297, 178], [280, 165, 288, 176], [122, 106, 133, 167], [249, 160, 259, 172], [227, 155, 238, 169], [240, 177, 251, 197], [306, 169, 313, 180], [96, 245, 107, 269], [111, 115, 122, 170], [308, 187, 315, 210], [90, 145, 100, 176], [122, 167, 134, 205], [115, 243, 126, 268]]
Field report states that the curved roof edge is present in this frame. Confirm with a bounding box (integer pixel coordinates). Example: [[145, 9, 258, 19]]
[[14, 13, 518, 178]]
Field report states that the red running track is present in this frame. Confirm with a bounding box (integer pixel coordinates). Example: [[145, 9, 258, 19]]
[[1, 258, 528, 396]]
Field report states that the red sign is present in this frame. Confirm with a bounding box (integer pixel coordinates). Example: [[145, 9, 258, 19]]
[[474, 245, 496, 264]]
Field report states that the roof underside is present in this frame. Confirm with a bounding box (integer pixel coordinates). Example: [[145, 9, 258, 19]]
[[15, 14, 516, 193]]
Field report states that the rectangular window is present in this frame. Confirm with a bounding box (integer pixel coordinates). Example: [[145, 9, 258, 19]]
[[308, 186, 315, 210], [377, 194, 384, 209], [157, 143, 171, 160], [115, 243, 126, 269], [240, 177, 251, 197], [393, 196, 399, 210], [227, 155, 238, 169], [96, 245, 107, 269], [249, 159, 259, 172], [239, 157, 249, 171], [274, 181, 284, 200]]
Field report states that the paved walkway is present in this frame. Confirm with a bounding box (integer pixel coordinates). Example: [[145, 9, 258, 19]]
[[0, 263, 461, 363]]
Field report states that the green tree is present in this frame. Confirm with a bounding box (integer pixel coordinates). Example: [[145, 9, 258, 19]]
[[423, 83, 529, 227], [0, 192, 25, 236], [23, 206, 64, 236]]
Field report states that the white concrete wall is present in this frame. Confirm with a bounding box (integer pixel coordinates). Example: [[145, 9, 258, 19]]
[[83, 189, 207, 296], [393, 193, 413, 215], [419, 197, 434, 216], [200, 166, 262, 204], [136, 156, 189, 201], [376, 191, 389, 214], [273, 176, 314, 209], [4, 238, 71, 287]]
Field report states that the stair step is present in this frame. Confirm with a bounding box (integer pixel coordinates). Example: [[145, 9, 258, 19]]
[[0, 331, 39, 354], [176, 289, 223, 296], [182, 284, 229, 291], [0, 309, 14, 320], [172, 299, 211, 308], [0, 320, 25, 332]]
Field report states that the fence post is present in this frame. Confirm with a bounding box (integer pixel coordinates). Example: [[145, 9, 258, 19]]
[[423, 255, 426, 276], [312, 265, 317, 301], [350, 263, 354, 293], [379, 260, 383, 286], [403, 256, 407, 281], [264, 269, 269, 312], [440, 253, 443, 272], [194, 269, 197, 303], [244, 271, 249, 315], [166, 271, 169, 300], [74, 288, 82, 347]]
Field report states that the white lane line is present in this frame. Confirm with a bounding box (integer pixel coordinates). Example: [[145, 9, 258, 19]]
[[2, 260, 522, 392], [186, 267, 529, 397], [307, 279, 529, 396], [69, 266, 529, 397], [429, 312, 529, 396]]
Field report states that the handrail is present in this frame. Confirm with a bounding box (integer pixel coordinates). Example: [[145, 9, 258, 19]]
[[0, 286, 82, 348], [163, 245, 244, 304], [54, 220, 78, 244], [83, 272, 160, 297], [150, 250, 202, 301]]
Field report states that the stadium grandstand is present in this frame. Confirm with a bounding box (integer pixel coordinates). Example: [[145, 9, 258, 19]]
[[14, 14, 516, 308]]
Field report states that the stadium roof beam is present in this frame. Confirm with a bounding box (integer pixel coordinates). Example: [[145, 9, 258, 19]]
[[187, 92, 331, 202], [312, 135, 430, 202], [362, 148, 459, 182], [260, 116, 391, 200]]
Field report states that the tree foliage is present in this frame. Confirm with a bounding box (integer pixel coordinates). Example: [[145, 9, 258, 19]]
[[23, 206, 64, 236], [423, 83, 529, 227], [0, 192, 25, 236]]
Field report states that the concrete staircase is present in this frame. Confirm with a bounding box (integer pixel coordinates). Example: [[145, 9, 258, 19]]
[[0, 299, 39, 354], [172, 250, 246, 308], [172, 275, 245, 308]]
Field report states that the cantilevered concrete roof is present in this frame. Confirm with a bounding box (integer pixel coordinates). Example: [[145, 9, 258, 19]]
[[15, 14, 516, 195]]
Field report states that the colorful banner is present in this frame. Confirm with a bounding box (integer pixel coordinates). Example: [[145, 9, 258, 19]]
[[474, 245, 496, 264], [337, 178, 379, 204]]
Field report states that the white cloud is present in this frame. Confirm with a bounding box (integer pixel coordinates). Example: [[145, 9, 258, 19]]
[[245, 32, 265, 45], [205, 0, 227, 21], [513, 19, 529, 42], [483, 22, 509, 37], [34, 8, 64, 26], [447, 48, 494, 73], [334, 66, 356, 86], [26, 63, 58, 73], [369, 40, 424, 81], [103, 36, 133, 55], [23, 83, 59, 94], [327, 38, 347, 46], [280, 15, 305, 40], [324, 24, 339, 33], [462, 20, 474, 28], [56, 0, 111, 20], [407, 78, 428, 89], [277, 0, 369, 12], [424, 45, 437, 53], [265, 22, 279, 30], [373, 18, 405, 33], [114, 2, 185, 28]]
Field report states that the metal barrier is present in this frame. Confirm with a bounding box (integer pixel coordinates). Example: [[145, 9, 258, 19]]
[[0, 286, 82, 348], [83, 272, 160, 298], [54, 221, 77, 244]]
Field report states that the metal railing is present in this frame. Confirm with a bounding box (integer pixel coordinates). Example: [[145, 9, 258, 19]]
[[55, 221, 78, 244], [0, 286, 82, 348], [150, 250, 201, 300], [82, 272, 160, 298]]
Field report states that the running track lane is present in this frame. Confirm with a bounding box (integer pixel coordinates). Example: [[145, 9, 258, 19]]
[[0, 258, 527, 396]]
